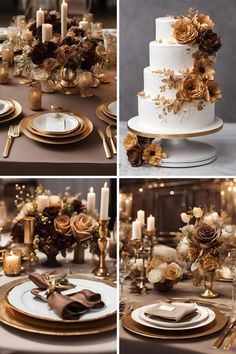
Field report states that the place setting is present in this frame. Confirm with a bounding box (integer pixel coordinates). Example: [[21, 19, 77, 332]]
[[0, 98, 22, 125], [96, 98, 117, 127]]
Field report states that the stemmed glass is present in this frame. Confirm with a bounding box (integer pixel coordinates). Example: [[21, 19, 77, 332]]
[[119, 255, 131, 304]]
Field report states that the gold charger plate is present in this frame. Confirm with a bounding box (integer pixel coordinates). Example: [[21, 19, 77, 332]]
[[96, 104, 117, 126], [26, 115, 85, 139], [0, 99, 15, 118], [102, 98, 117, 119], [0, 100, 22, 125], [122, 306, 227, 340], [6, 275, 117, 323], [20, 115, 93, 145]]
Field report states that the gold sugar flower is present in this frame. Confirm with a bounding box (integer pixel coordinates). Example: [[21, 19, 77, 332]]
[[192, 13, 214, 32], [177, 74, 207, 101], [142, 144, 167, 166], [206, 81, 222, 103], [172, 18, 198, 44], [193, 59, 215, 80], [123, 133, 138, 151]]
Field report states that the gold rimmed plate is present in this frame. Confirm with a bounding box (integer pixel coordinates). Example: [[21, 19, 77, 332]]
[[26, 115, 85, 139], [102, 98, 117, 118], [96, 104, 117, 126], [122, 306, 227, 340], [0, 99, 15, 118], [20, 115, 93, 145], [0, 100, 22, 125]]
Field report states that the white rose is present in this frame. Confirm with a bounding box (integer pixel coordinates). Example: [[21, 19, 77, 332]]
[[180, 224, 194, 236], [147, 268, 163, 284], [203, 215, 214, 225], [211, 212, 219, 221], [49, 195, 61, 207], [180, 213, 191, 223], [178, 239, 189, 255], [23, 202, 34, 214], [191, 262, 200, 272], [192, 207, 203, 218]]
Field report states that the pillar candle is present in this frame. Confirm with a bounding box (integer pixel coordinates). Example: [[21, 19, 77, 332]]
[[87, 187, 96, 213], [22, 29, 33, 43], [42, 23, 52, 43], [36, 195, 50, 212], [36, 8, 45, 27], [61, 0, 68, 38], [137, 210, 145, 225], [100, 182, 109, 220], [147, 214, 155, 231], [132, 220, 141, 239]]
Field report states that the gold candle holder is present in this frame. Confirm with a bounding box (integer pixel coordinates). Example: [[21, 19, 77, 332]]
[[28, 83, 42, 111], [146, 229, 156, 261], [0, 62, 10, 84], [94, 219, 110, 278], [22, 216, 37, 262], [2, 45, 14, 65], [3, 249, 21, 276]]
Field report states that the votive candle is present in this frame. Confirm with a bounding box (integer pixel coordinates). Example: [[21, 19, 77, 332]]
[[3, 250, 21, 276], [28, 83, 42, 111]]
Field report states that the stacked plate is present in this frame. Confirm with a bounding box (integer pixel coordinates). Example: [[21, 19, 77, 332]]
[[20, 110, 93, 145], [96, 98, 117, 126], [122, 302, 227, 340], [0, 275, 116, 336], [0, 98, 22, 125]]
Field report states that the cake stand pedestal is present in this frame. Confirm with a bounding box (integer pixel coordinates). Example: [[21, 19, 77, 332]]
[[127, 116, 223, 168]]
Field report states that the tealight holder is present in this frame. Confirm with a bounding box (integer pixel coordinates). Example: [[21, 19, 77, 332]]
[[94, 219, 110, 278], [3, 249, 21, 276], [78, 71, 94, 97], [0, 62, 10, 84], [2, 45, 14, 65], [28, 83, 42, 111]]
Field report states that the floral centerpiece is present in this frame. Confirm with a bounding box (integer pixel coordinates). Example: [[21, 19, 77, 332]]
[[11, 184, 99, 267], [147, 256, 183, 292], [177, 207, 231, 297]]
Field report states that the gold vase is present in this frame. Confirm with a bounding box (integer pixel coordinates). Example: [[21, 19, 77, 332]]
[[60, 67, 77, 88], [201, 272, 219, 298]]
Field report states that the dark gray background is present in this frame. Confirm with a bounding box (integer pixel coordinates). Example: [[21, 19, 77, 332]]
[[120, 0, 236, 122]]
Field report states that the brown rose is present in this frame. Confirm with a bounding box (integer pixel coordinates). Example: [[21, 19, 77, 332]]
[[54, 215, 72, 235], [164, 262, 183, 281], [177, 74, 207, 101], [127, 144, 144, 167], [70, 213, 98, 241], [172, 18, 198, 44], [195, 223, 221, 249], [198, 29, 222, 54]]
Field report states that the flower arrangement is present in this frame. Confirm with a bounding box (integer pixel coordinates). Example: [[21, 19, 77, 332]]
[[177, 207, 231, 296], [11, 184, 99, 263], [151, 8, 222, 118], [147, 256, 183, 292], [18, 11, 101, 83], [123, 132, 167, 167]]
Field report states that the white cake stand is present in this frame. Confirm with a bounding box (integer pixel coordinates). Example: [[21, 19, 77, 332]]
[[127, 116, 223, 167]]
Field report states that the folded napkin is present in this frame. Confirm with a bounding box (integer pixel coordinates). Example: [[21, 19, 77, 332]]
[[144, 303, 197, 322], [29, 273, 104, 320]]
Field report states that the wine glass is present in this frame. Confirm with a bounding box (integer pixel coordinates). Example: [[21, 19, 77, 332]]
[[119, 255, 131, 304]]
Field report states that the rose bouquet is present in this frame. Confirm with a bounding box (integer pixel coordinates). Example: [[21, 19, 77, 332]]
[[177, 207, 231, 296], [147, 256, 183, 292], [11, 184, 98, 266]]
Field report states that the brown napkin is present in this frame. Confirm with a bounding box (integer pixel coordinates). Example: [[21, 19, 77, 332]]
[[144, 303, 197, 322], [29, 273, 104, 320]]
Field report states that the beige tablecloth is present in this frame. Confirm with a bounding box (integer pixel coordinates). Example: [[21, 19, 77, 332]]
[[0, 250, 116, 354], [0, 70, 116, 175], [120, 279, 234, 354]]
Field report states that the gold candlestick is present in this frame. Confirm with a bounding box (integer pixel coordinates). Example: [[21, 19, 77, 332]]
[[146, 229, 156, 261], [94, 219, 110, 278], [22, 216, 38, 262]]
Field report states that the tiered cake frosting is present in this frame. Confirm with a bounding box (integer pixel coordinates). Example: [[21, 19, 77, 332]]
[[137, 10, 222, 133]]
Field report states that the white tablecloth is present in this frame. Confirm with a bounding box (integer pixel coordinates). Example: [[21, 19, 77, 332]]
[[0, 250, 116, 354]]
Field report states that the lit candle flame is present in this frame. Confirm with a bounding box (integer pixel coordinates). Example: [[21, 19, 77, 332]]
[[104, 182, 107, 188], [90, 187, 94, 193]]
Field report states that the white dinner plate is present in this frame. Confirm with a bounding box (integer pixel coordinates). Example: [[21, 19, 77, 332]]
[[0, 99, 11, 115], [0, 28, 8, 42], [131, 304, 215, 331], [107, 101, 117, 116], [7, 278, 116, 322], [140, 303, 209, 328], [32, 112, 79, 134]]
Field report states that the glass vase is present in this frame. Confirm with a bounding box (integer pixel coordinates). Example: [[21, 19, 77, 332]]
[[201, 272, 219, 298]]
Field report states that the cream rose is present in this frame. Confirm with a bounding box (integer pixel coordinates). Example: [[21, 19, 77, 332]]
[[70, 213, 98, 241], [164, 262, 183, 281], [54, 215, 72, 235], [180, 212, 191, 223], [147, 268, 164, 284], [192, 207, 203, 218]]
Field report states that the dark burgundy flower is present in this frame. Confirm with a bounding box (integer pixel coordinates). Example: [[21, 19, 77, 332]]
[[42, 206, 60, 219], [198, 29, 222, 54], [127, 144, 144, 167], [72, 199, 86, 214], [29, 42, 45, 65], [61, 36, 76, 46], [137, 136, 154, 147]]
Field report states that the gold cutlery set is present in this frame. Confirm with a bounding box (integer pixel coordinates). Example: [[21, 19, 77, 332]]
[[98, 125, 116, 159], [3, 125, 20, 158], [213, 317, 236, 350]]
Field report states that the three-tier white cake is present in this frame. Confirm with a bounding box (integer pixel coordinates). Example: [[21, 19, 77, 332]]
[[133, 14, 222, 134]]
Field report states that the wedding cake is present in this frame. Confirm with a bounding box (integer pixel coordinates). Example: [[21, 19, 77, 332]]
[[135, 9, 222, 134]]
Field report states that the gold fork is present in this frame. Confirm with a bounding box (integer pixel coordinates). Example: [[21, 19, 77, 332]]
[[3, 125, 20, 158]]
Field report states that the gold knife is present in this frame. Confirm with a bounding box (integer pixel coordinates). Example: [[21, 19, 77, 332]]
[[98, 129, 112, 159], [213, 317, 236, 348], [224, 323, 236, 350], [106, 125, 117, 155]]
